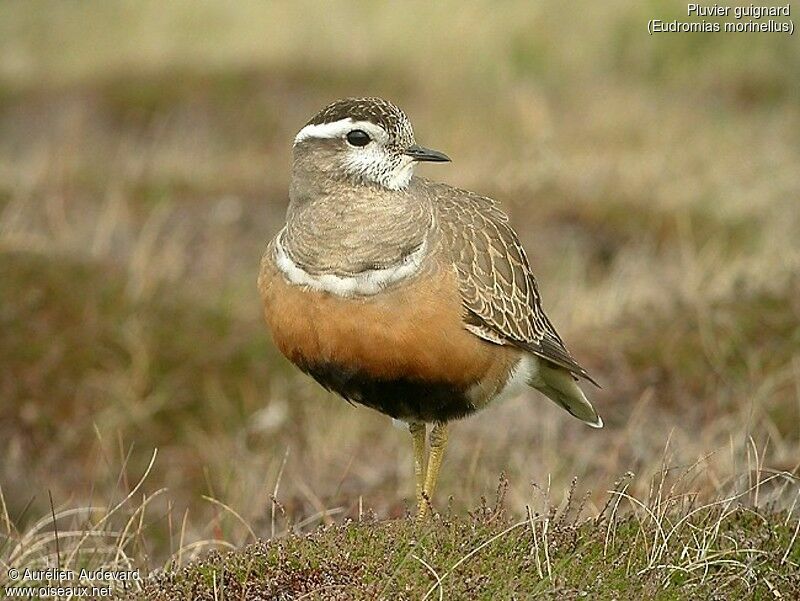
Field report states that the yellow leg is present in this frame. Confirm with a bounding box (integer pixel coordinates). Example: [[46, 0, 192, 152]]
[[417, 421, 449, 519], [409, 422, 427, 509]]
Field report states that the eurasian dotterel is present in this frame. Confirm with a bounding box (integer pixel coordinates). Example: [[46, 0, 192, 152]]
[[258, 97, 602, 517]]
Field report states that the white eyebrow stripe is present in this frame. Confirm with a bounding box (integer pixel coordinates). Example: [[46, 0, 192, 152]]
[[293, 119, 386, 145]]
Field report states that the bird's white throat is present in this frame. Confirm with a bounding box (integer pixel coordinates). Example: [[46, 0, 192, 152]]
[[274, 228, 427, 297]]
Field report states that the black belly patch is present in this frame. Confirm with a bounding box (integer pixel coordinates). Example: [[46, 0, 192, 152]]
[[296, 360, 477, 422]]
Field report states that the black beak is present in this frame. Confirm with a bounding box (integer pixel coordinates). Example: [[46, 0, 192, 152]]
[[404, 144, 451, 163]]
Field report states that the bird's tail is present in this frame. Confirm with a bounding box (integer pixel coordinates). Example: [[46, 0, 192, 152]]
[[529, 359, 603, 428]]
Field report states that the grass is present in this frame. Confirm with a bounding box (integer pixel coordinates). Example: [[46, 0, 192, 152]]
[[1, 0, 799, 598], [3, 466, 798, 599], [132, 471, 800, 599]]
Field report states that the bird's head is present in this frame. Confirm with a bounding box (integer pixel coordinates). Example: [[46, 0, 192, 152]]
[[292, 97, 450, 191]]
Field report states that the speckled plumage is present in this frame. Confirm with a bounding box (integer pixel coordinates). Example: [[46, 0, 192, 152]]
[[429, 181, 599, 385]]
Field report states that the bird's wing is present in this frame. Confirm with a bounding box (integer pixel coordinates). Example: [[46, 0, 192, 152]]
[[431, 181, 598, 385]]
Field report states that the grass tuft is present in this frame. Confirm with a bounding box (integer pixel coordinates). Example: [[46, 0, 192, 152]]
[[128, 469, 800, 600]]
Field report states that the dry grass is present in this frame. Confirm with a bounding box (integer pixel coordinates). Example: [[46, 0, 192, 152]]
[[129, 467, 800, 599], [1, 0, 799, 596]]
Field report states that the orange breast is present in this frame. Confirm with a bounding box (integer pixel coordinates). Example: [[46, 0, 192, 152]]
[[258, 254, 518, 391]]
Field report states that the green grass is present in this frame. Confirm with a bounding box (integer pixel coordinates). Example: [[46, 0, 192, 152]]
[[132, 483, 800, 599]]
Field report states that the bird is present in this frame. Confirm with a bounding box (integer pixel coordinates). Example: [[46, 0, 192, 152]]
[[258, 97, 602, 518]]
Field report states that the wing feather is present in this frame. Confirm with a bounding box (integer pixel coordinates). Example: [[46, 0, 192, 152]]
[[429, 180, 598, 386]]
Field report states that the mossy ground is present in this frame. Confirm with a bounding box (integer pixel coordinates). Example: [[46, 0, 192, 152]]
[[134, 501, 799, 600]]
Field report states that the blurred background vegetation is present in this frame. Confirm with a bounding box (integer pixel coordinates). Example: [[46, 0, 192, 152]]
[[1, 0, 798, 569]]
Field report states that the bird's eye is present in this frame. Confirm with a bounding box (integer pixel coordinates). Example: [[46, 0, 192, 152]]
[[346, 129, 371, 147]]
